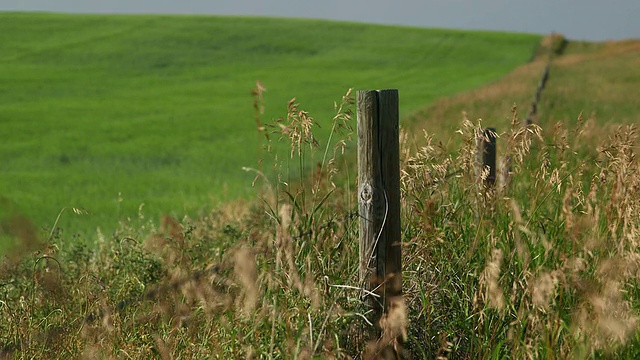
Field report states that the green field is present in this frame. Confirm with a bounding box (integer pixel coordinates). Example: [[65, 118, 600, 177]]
[[0, 12, 541, 237]]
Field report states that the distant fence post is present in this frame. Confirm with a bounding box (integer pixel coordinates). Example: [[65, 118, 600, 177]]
[[481, 128, 497, 188], [357, 89, 402, 355]]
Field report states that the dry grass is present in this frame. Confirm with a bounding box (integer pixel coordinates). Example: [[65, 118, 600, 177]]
[[401, 106, 640, 357]]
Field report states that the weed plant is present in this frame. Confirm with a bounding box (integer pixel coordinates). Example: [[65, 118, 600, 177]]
[[1, 86, 640, 358]]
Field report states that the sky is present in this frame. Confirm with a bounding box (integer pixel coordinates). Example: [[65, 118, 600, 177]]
[[2, 0, 640, 41]]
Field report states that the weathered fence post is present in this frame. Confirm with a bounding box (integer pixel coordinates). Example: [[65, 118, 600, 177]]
[[481, 128, 497, 188], [357, 89, 402, 355]]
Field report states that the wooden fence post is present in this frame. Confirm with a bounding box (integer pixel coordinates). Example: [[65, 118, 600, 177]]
[[481, 127, 497, 188], [357, 89, 402, 353]]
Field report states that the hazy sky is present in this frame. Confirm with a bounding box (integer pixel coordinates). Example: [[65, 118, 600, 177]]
[[2, 0, 640, 41]]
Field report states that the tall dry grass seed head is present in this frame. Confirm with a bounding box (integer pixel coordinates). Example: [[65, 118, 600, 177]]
[[319, 88, 355, 191], [456, 112, 483, 181], [504, 108, 543, 175], [573, 274, 639, 353], [400, 128, 451, 197], [379, 296, 408, 344], [273, 203, 302, 291], [277, 98, 319, 159], [481, 248, 505, 311], [364, 295, 408, 359], [233, 247, 259, 315], [530, 271, 559, 310]]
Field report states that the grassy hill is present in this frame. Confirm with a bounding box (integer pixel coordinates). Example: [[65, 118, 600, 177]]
[[0, 12, 540, 238], [411, 35, 640, 141]]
